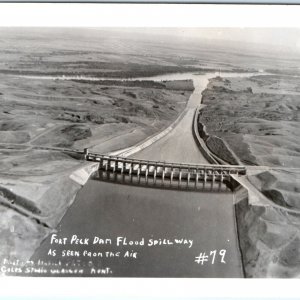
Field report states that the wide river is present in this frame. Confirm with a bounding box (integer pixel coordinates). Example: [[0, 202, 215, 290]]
[[29, 71, 258, 277]]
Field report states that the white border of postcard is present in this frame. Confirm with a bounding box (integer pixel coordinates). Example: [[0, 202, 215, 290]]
[[0, 3, 300, 299]]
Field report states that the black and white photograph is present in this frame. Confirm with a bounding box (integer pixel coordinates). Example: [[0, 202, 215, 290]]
[[0, 4, 299, 282]]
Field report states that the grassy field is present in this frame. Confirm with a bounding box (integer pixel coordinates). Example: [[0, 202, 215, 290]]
[[201, 74, 300, 277], [201, 75, 299, 167], [0, 75, 194, 264]]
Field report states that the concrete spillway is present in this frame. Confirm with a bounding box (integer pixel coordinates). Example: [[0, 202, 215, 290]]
[[30, 72, 248, 277], [131, 73, 215, 164]]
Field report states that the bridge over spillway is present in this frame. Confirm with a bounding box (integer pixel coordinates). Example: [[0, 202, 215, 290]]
[[84, 150, 246, 190]]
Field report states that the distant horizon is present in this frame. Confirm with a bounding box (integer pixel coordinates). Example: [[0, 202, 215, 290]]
[[2, 27, 300, 57], [91, 27, 300, 55]]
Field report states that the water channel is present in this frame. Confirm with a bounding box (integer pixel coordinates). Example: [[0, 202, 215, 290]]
[[27, 71, 261, 277]]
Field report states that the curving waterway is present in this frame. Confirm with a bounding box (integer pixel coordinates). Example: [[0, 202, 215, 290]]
[[131, 72, 260, 163]]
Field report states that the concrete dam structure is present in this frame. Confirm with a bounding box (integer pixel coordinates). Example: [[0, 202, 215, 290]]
[[84, 150, 246, 190]]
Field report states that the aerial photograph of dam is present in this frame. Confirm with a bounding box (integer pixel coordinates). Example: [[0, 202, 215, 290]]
[[0, 28, 299, 278]]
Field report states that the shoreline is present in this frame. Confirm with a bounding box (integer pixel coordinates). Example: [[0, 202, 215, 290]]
[[0, 67, 256, 81]]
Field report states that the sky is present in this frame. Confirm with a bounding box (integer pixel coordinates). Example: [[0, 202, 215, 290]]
[[1, 4, 300, 54], [111, 28, 300, 54]]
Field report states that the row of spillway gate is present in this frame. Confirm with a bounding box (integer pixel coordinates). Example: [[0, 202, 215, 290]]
[[85, 151, 246, 191]]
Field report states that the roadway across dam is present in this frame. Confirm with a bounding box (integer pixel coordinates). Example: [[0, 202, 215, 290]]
[[86, 152, 246, 191], [29, 72, 251, 277]]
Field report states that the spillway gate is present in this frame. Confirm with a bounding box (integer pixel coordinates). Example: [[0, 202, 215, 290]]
[[85, 151, 246, 189]]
